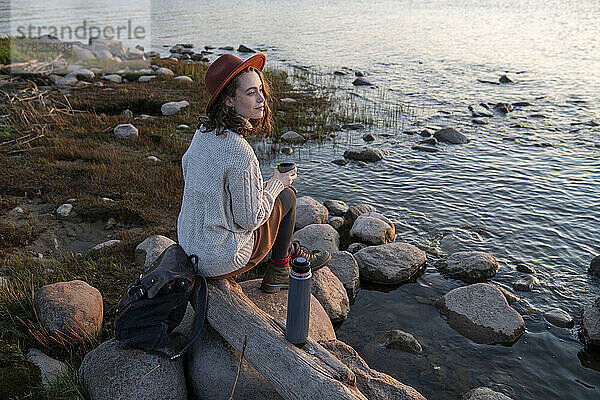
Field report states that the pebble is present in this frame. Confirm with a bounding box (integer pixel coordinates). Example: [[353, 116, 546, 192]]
[[56, 203, 73, 217], [147, 156, 159, 162]]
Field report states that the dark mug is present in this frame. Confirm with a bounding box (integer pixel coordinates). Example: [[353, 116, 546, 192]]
[[277, 162, 296, 173]]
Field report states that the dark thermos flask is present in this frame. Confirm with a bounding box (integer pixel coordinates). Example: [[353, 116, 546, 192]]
[[285, 256, 311, 345]]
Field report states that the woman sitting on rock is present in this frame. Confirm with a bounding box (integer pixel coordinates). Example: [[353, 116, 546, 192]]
[[177, 53, 330, 292]]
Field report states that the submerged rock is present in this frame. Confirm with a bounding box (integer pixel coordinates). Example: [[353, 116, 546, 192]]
[[433, 128, 470, 144], [412, 145, 439, 153], [436, 251, 499, 283], [544, 308, 574, 328], [513, 276, 538, 292], [237, 44, 255, 53], [382, 330, 423, 355], [344, 146, 387, 162], [435, 283, 525, 344], [353, 77, 373, 86], [516, 262, 536, 274], [355, 242, 426, 285], [589, 255, 600, 276]]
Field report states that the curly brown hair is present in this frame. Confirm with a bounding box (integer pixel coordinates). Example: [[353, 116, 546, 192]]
[[199, 67, 272, 138]]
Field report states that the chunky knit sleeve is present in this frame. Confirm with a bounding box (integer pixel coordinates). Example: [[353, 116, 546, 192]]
[[227, 157, 285, 231]]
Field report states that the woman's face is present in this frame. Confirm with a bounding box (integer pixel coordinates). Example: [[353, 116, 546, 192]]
[[226, 70, 265, 120]]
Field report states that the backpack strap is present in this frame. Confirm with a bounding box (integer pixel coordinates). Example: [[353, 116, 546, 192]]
[[170, 257, 208, 361]]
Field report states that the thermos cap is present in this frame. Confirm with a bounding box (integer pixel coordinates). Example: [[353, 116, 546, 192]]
[[291, 256, 310, 273]]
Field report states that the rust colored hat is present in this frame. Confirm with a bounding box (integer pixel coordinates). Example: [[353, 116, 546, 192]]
[[204, 53, 266, 113]]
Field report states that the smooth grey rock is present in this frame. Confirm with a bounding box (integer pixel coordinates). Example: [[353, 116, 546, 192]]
[[516, 262, 536, 274], [188, 323, 280, 399], [312, 267, 350, 322], [56, 203, 73, 217], [436, 251, 499, 283], [347, 242, 368, 254], [292, 224, 340, 254], [344, 146, 387, 162], [513, 276, 538, 292], [344, 204, 377, 226], [80, 339, 186, 400], [55, 76, 78, 86], [295, 196, 329, 230], [138, 75, 156, 83], [327, 251, 360, 299], [239, 279, 335, 341], [135, 235, 177, 268], [355, 242, 426, 285], [433, 128, 469, 144], [350, 212, 395, 245], [280, 130, 306, 144], [161, 100, 189, 116], [125, 47, 145, 60], [319, 339, 427, 400], [34, 280, 103, 340], [27, 348, 67, 388], [91, 239, 121, 251], [147, 155, 160, 162], [383, 330, 423, 355], [66, 68, 95, 82], [435, 283, 525, 344], [589, 255, 600, 276], [113, 123, 139, 139], [156, 67, 174, 77], [581, 297, 600, 347], [328, 216, 344, 231], [323, 199, 349, 216], [173, 75, 193, 83], [102, 74, 122, 83], [332, 158, 348, 166], [74, 47, 95, 59], [462, 387, 513, 400], [544, 308, 574, 328]]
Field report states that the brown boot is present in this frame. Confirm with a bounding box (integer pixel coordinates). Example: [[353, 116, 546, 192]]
[[260, 259, 290, 293]]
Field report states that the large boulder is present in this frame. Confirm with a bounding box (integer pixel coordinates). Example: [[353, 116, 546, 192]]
[[433, 128, 470, 144], [462, 387, 514, 400], [188, 323, 281, 399], [350, 212, 395, 245], [581, 296, 600, 347], [344, 146, 387, 162], [355, 242, 426, 285], [435, 283, 525, 345], [327, 251, 360, 299], [436, 251, 499, 283], [320, 339, 427, 400], [135, 235, 176, 268], [292, 224, 340, 254], [295, 196, 328, 230], [34, 280, 103, 341], [26, 348, 67, 388], [240, 279, 335, 341], [312, 267, 350, 322], [79, 339, 187, 400]]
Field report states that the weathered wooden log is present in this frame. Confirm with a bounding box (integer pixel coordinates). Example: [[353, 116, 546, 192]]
[[198, 278, 367, 400]]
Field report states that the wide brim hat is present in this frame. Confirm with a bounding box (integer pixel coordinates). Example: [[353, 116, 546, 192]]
[[204, 53, 266, 113]]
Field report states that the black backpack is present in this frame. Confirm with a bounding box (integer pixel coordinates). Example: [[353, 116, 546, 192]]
[[114, 243, 208, 360]]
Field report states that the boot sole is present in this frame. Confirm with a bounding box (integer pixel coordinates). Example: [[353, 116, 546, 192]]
[[260, 282, 289, 293], [310, 253, 332, 273]]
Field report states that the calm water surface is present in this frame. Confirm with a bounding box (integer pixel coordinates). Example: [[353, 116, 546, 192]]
[[3, 1, 600, 398]]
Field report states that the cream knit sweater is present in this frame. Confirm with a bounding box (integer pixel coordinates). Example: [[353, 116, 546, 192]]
[[177, 128, 285, 277]]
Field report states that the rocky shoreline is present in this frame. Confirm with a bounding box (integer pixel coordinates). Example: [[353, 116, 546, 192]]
[[1, 36, 599, 399]]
